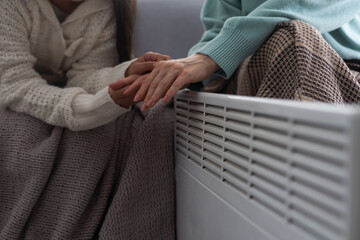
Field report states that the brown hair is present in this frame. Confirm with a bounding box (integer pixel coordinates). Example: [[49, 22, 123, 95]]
[[112, 0, 137, 63]]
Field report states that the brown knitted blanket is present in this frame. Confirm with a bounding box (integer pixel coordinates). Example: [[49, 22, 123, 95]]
[[0, 103, 175, 239], [206, 20, 360, 102]]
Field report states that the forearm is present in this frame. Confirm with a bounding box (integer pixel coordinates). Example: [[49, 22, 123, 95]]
[[66, 59, 136, 94], [71, 87, 130, 131], [1, 74, 128, 131], [2, 75, 84, 129], [63, 59, 139, 131]]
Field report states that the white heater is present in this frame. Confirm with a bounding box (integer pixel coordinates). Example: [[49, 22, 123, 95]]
[[174, 90, 360, 240]]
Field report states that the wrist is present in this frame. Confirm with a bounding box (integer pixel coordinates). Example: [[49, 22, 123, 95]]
[[195, 53, 220, 73]]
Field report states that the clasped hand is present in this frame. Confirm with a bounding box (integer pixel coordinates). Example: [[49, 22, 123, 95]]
[[108, 53, 219, 110]]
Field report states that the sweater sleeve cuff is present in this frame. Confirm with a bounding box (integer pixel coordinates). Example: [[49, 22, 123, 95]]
[[196, 27, 255, 79], [104, 58, 138, 86], [70, 87, 130, 131]]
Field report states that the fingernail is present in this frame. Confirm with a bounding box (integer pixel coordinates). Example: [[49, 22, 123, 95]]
[[134, 94, 140, 102], [123, 89, 129, 95], [162, 96, 169, 103], [146, 100, 154, 107]]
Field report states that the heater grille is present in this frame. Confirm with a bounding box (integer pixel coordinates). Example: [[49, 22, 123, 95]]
[[175, 91, 359, 240]]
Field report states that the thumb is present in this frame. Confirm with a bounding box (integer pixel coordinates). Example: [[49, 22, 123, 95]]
[[109, 75, 137, 90], [134, 61, 156, 75]]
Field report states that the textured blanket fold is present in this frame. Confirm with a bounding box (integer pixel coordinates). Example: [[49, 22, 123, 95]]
[[0, 103, 175, 240]]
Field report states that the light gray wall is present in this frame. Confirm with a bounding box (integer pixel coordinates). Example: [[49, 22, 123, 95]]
[[134, 0, 205, 59]]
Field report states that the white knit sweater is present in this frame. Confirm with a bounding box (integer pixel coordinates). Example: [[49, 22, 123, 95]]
[[0, 0, 135, 131]]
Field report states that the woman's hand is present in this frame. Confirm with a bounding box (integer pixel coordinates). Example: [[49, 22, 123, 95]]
[[108, 52, 170, 108], [108, 74, 147, 108], [124, 53, 220, 111], [125, 52, 171, 77]]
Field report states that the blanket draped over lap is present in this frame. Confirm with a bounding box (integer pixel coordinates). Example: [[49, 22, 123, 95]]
[[205, 20, 360, 102], [0, 103, 175, 240]]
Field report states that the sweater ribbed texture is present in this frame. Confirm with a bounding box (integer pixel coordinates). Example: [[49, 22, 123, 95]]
[[197, 27, 255, 78]]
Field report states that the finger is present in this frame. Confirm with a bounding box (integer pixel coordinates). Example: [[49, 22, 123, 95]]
[[134, 62, 156, 75], [137, 51, 156, 62], [123, 78, 142, 98], [142, 62, 178, 104], [123, 74, 147, 96], [142, 67, 170, 102], [126, 61, 156, 76], [144, 69, 180, 108], [142, 52, 171, 62], [144, 52, 170, 61], [133, 66, 161, 102], [116, 95, 135, 109], [109, 75, 137, 90], [162, 76, 189, 103]]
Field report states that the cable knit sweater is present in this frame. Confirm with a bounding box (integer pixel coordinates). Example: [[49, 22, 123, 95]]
[[0, 0, 135, 131]]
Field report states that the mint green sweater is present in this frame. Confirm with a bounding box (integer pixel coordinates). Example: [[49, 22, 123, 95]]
[[189, 0, 360, 81]]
